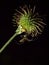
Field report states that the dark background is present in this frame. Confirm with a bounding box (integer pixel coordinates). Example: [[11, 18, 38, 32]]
[[0, 0, 48, 65]]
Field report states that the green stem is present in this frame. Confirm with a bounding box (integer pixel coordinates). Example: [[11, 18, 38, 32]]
[[0, 33, 17, 53], [0, 25, 24, 53]]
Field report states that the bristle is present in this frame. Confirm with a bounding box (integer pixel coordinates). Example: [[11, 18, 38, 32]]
[[35, 28, 41, 35], [33, 6, 36, 13], [12, 19, 16, 21], [13, 13, 16, 15], [15, 9, 23, 15], [35, 18, 43, 21], [12, 22, 16, 24], [35, 25, 42, 32], [37, 21, 46, 25], [13, 16, 16, 19], [33, 13, 39, 17], [34, 22, 44, 28], [20, 7, 27, 14], [13, 25, 16, 27]]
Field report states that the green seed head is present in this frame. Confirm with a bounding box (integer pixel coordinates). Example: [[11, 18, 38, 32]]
[[13, 5, 46, 37]]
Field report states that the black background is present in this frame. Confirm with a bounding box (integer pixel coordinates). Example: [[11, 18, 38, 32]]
[[0, 0, 48, 65]]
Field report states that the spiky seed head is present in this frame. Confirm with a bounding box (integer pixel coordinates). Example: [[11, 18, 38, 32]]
[[13, 5, 46, 37]]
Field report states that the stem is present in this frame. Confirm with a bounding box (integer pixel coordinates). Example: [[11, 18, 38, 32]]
[[0, 33, 18, 53], [0, 25, 24, 53]]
